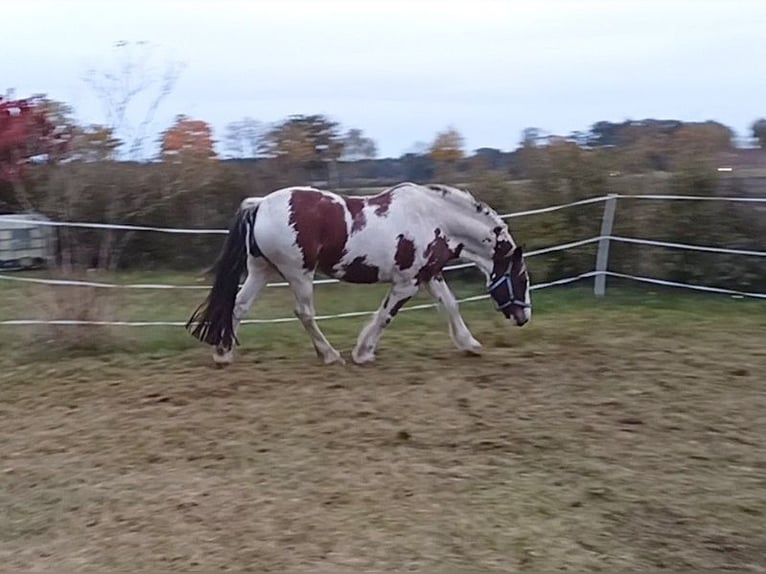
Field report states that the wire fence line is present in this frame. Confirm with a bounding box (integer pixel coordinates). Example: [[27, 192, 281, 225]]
[[0, 236, 606, 290], [0, 271, 599, 327], [2, 268, 761, 327], [1, 193, 764, 327], [601, 271, 766, 300], [1, 233, 763, 292], [606, 236, 766, 258], [614, 194, 766, 203], [1, 193, 764, 235], [0, 195, 611, 233]]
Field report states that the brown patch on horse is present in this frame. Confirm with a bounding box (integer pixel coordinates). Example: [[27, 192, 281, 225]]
[[509, 246, 528, 296], [394, 234, 416, 270], [389, 296, 411, 317], [367, 189, 394, 216], [416, 228, 461, 284], [288, 189, 347, 274], [491, 237, 514, 278], [342, 256, 379, 283], [343, 196, 367, 234]]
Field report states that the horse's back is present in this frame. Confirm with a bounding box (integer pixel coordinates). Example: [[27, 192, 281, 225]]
[[250, 183, 452, 284]]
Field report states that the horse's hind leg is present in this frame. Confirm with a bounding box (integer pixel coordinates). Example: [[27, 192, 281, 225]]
[[285, 272, 345, 365], [425, 277, 482, 355], [214, 256, 273, 366]]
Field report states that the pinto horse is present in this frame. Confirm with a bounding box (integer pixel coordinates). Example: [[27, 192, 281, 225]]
[[186, 182, 531, 366]]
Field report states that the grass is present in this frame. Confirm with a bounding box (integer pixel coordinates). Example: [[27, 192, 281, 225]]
[[1, 268, 761, 355], [0, 271, 765, 572]]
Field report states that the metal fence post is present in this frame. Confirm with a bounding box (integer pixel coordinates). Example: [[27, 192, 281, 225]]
[[594, 194, 618, 297]]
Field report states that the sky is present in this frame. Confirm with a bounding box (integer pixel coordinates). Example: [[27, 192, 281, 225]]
[[2, 0, 765, 158]]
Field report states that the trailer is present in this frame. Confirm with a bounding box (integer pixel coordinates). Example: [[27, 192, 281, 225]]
[[0, 212, 56, 270]]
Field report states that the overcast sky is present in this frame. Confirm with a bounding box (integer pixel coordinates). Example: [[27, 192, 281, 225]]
[[2, 0, 765, 157]]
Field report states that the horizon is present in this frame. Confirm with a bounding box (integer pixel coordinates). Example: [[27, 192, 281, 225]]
[[2, 0, 765, 157]]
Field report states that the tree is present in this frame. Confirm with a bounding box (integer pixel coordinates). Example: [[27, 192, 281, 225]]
[[0, 95, 71, 182], [83, 40, 184, 160], [0, 95, 74, 212], [585, 118, 725, 172], [587, 121, 622, 147], [520, 127, 545, 148], [751, 118, 766, 148], [618, 121, 677, 172], [400, 152, 435, 182], [341, 128, 377, 161], [587, 119, 682, 169], [67, 124, 121, 162], [262, 118, 314, 164], [429, 126, 464, 164], [516, 127, 546, 179], [2, 97, 120, 165], [469, 147, 505, 172], [159, 114, 217, 162], [261, 114, 344, 182], [668, 121, 734, 168], [223, 117, 265, 159], [31, 41, 187, 272]]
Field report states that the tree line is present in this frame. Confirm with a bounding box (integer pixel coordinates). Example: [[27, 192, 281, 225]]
[[1, 42, 764, 291]]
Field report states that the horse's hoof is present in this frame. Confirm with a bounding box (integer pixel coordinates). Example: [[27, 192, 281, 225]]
[[213, 346, 234, 367], [351, 352, 376, 365], [351, 343, 377, 365], [324, 355, 346, 366], [462, 346, 483, 357]]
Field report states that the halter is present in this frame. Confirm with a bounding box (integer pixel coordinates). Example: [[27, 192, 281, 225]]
[[487, 273, 530, 310]]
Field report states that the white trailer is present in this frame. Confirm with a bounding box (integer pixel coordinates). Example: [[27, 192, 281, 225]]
[[0, 213, 56, 270]]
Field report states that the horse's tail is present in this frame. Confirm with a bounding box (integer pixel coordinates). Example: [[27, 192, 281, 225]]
[[186, 199, 261, 348]]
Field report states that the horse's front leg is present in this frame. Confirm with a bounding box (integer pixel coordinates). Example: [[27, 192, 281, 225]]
[[352, 281, 419, 364], [287, 272, 345, 365], [425, 276, 482, 355]]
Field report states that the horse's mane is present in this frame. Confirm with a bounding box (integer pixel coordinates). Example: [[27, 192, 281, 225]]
[[421, 183, 507, 229]]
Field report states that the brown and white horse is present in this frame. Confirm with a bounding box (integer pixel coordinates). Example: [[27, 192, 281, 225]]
[[186, 182, 531, 366]]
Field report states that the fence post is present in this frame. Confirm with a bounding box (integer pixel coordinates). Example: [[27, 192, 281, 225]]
[[594, 194, 618, 297]]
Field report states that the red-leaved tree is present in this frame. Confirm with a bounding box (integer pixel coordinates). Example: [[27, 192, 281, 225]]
[[0, 95, 70, 182]]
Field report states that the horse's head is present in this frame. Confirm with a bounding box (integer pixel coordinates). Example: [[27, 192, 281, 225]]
[[421, 184, 531, 325], [486, 227, 531, 326]]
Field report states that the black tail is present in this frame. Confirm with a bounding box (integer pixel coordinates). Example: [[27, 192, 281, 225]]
[[186, 205, 257, 348]]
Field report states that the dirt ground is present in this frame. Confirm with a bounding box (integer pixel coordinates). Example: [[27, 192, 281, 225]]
[[1, 304, 765, 573]]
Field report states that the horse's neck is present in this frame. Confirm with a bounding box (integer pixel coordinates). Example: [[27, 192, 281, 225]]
[[432, 197, 496, 274], [445, 212, 489, 246], [428, 191, 487, 238]]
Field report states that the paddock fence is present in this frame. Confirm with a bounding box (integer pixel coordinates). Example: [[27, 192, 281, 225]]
[[0, 193, 764, 327]]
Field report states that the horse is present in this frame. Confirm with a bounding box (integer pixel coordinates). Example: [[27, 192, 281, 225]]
[[186, 182, 531, 366]]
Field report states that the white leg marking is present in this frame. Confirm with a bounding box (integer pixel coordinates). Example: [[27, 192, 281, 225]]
[[287, 272, 345, 365], [425, 278, 482, 354], [352, 282, 419, 365]]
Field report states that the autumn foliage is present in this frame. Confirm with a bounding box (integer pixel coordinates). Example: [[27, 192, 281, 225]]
[[429, 127, 465, 164], [0, 96, 70, 180], [159, 114, 216, 162]]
